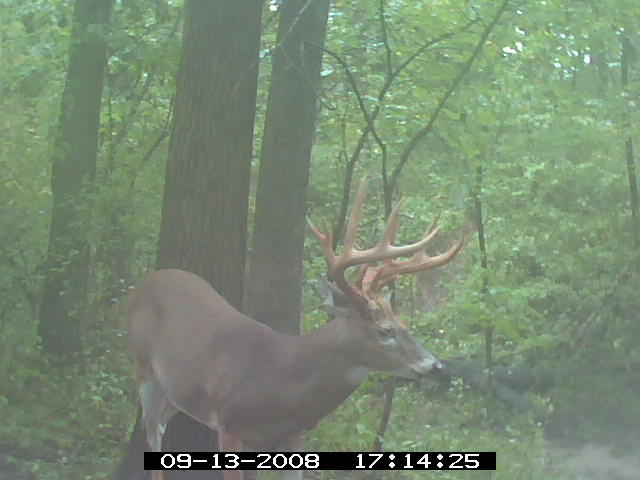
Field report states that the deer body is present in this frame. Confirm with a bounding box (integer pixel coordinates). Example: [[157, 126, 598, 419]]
[[129, 268, 376, 451], [129, 180, 463, 480]]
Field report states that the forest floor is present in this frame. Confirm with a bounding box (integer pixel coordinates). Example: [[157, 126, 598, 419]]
[[547, 442, 640, 480], [3, 443, 640, 480]]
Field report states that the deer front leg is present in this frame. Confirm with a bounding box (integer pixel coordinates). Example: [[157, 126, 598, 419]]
[[151, 471, 165, 480], [219, 430, 244, 480], [140, 380, 178, 480], [281, 433, 304, 480]]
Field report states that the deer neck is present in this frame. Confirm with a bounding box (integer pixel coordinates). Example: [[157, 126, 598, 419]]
[[212, 318, 372, 450], [285, 318, 371, 395]]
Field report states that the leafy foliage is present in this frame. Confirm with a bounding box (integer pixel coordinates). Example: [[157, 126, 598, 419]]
[[1, 0, 639, 478]]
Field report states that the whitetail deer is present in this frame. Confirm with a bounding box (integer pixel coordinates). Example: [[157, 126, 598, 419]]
[[128, 180, 463, 480]]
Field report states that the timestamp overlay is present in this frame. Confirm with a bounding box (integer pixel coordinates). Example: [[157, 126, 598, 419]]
[[145, 452, 496, 471]]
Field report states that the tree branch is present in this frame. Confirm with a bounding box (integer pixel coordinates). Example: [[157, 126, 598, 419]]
[[389, 0, 512, 192]]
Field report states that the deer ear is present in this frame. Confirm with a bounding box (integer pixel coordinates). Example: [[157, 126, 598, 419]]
[[318, 278, 351, 316]]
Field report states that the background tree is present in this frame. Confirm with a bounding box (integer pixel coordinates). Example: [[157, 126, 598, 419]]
[[245, 0, 331, 334], [621, 33, 639, 250], [38, 0, 114, 357], [93, 0, 180, 309]]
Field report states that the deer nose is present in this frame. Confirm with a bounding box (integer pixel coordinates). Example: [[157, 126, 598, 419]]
[[433, 358, 445, 371], [410, 355, 443, 376]]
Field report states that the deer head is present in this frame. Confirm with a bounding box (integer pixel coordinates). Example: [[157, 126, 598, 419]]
[[307, 178, 464, 379]]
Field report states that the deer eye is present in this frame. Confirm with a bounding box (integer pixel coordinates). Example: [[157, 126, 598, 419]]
[[376, 327, 395, 341]]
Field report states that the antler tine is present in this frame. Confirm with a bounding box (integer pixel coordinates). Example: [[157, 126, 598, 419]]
[[377, 197, 404, 248], [335, 182, 439, 276], [428, 213, 440, 234], [374, 234, 465, 290], [373, 221, 441, 260], [307, 216, 357, 297], [306, 217, 336, 265], [343, 177, 368, 253]]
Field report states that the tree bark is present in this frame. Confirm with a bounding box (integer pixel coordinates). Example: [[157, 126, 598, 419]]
[[113, 1, 263, 479], [157, 0, 262, 304], [38, 0, 113, 357], [245, 0, 330, 334]]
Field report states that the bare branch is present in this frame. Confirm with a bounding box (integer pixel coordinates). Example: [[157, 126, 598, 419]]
[[379, 0, 393, 77], [389, 0, 512, 190]]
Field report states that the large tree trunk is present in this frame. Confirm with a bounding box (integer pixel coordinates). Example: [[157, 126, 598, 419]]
[[245, 0, 330, 334], [113, 1, 263, 479], [38, 0, 113, 357], [157, 0, 262, 302]]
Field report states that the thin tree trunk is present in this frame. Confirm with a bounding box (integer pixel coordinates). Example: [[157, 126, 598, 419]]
[[245, 0, 330, 333], [474, 163, 492, 370], [38, 0, 113, 357], [621, 35, 639, 250]]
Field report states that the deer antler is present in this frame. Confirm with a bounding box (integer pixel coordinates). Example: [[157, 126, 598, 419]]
[[359, 233, 465, 296], [307, 178, 464, 305]]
